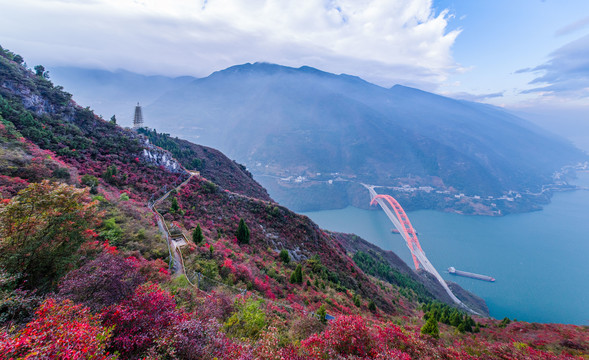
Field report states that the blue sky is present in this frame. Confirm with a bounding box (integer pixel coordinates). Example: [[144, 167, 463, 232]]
[[0, 0, 588, 113], [434, 0, 589, 109]]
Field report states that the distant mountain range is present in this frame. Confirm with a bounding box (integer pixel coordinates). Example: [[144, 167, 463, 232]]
[[51, 63, 587, 212]]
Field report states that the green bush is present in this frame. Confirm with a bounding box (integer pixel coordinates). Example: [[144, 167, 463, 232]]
[[421, 317, 439, 338], [224, 297, 267, 340], [290, 264, 303, 284], [279, 249, 290, 264], [316, 304, 327, 324], [52, 167, 70, 180], [236, 218, 250, 244], [192, 224, 204, 244], [100, 217, 123, 246], [368, 299, 376, 311]]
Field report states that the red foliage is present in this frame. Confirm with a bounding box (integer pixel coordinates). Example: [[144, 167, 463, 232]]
[[125, 255, 171, 282], [302, 315, 378, 358], [58, 252, 144, 312], [0, 174, 29, 198], [0, 299, 115, 359], [101, 283, 185, 358]]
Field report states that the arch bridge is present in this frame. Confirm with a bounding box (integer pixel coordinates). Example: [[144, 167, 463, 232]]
[[365, 185, 477, 313]]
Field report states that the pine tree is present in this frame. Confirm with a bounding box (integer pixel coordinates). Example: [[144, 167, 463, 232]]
[[192, 224, 204, 244], [421, 317, 439, 338], [170, 197, 179, 213], [290, 264, 303, 284], [236, 218, 250, 244], [368, 299, 376, 311], [279, 249, 290, 264], [316, 304, 327, 324]]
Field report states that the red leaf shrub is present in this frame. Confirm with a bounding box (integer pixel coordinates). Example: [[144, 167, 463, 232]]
[[58, 252, 144, 312], [152, 317, 245, 360], [302, 315, 375, 358], [102, 283, 185, 358], [0, 298, 115, 359]]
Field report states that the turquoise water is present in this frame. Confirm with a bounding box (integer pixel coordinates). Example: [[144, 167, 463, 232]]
[[302, 173, 589, 325]]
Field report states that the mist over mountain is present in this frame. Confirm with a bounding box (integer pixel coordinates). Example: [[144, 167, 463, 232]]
[[51, 63, 587, 212], [50, 67, 196, 123], [145, 63, 585, 208]]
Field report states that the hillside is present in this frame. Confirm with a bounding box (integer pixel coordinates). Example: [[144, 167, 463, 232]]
[[1, 46, 587, 359], [136, 127, 271, 201]]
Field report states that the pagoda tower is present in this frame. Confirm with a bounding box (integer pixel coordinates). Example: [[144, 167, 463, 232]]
[[133, 102, 144, 129]]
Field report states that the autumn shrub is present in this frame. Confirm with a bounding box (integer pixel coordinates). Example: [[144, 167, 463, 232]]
[[126, 254, 171, 283], [0, 298, 115, 359], [224, 296, 267, 340], [288, 314, 326, 342], [195, 290, 235, 322], [0, 180, 99, 292], [154, 317, 243, 360], [0, 287, 43, 327], [102, 282, 184, 358], [302, 315, 374, 358], [57, 252, 144, 312]]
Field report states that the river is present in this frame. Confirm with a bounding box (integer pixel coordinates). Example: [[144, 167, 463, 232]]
[[302, 172, 589, 325]]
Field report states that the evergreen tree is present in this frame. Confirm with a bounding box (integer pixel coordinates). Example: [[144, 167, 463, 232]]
[[290, 264, 303, 284], [450, 311, 462, 327], [474, 323, 481, 333], [34, 65, 45, 77], [316, 304, 327, 324], [421, 317, 439, 338], [236, 218, 250, 244], [279, 249, 290, 264], [368, 299, 376, 311], [102, 165, 118, 184], [170, 197, 179, 213], [192, 224, 204, 244], [353, 294, 361, 307]]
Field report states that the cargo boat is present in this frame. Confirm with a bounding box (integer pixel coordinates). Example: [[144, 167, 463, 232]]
[[448, 267, 495, 282]]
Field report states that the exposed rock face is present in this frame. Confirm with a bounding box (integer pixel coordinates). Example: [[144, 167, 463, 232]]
[[1, 65, 75, 122], [140, 139, 185, 173], [2, 81, 53, 115]]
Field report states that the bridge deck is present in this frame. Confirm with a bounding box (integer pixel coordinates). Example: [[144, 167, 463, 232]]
[[364, 185, 478, 314]]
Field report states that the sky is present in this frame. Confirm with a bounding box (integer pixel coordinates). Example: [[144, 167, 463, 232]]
[[0, 0, 588, 114]]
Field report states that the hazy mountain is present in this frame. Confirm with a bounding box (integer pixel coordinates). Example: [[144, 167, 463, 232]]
[[48, 63, 586, 211], [142, 63, 585, 208]]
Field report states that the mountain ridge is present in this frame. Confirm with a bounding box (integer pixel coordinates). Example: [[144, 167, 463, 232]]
[[145, 62, 586, 211]]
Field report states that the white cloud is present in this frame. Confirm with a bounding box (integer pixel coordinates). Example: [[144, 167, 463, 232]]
[[0, 0, 460, 87], [517, 34, 589, 98]]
